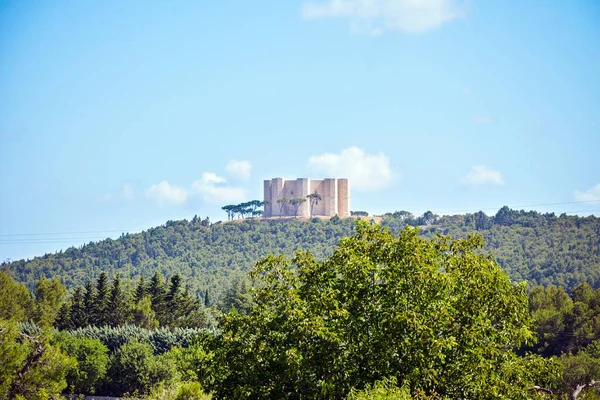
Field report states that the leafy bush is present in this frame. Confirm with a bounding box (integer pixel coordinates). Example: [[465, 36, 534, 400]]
[[106, 339, 179, 396], [52, 332, 109, 394]]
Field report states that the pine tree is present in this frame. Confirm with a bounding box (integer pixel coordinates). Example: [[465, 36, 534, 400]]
[[148, 271, 167, 325], [69, 286, 87, 328], [164, 274, 183, 326], [108, 274, 128, 326], [83, 280, 95, 326], [55, 302, 72, 330], [204, 289, 210, 307], [94, 272, 110, 325], [134, 276, 146, 303]]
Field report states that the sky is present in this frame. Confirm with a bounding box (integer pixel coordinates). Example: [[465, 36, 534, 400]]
[[1, 0, 599, 261]]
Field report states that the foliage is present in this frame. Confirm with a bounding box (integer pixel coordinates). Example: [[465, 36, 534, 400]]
[[559, 340, 600, 398], [346, 377, 417, 400], [105, 339, 179, 396], [52, 331, 109, 394], [0, 271, 35, 323], [0, 319, 75, 400], [63, 324, 208, 354], [3, 217, 358, 301], [146, 381, 212, 400], [5, 208, 599, 307], [33, 276, 66, 328], [528, 283, 600, 356], [206, 222, 557, 399]]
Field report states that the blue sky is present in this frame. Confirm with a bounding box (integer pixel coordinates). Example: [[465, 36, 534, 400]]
[[1, 0, 599, 261]]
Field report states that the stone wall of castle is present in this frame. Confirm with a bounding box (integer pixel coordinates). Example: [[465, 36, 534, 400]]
[[263, 177, 350, 218]]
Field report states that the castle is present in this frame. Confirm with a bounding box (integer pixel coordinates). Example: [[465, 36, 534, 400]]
[[263, 178, 350, 218]]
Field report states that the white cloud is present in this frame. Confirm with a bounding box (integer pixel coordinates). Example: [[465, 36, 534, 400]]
[[301, 0, 465, 34], [307, 146, 394, 191], [225, 160, 252, 181], [191, 173, 247, 205], [574, 183, 600, 204], [460, 165, 504, 186], [145, 181, 188, 206], [122, 183, 134, 201], [472, 116, 492, 125]]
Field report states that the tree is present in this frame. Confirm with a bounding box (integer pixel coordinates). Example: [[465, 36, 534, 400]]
[[132, 295, 159, 330], [276, 197, 289, 216], [289, 197, 307, 217], [83, 280, 95, 325], [0, 271, 34, 322], [94, 272, 110, 325], [33, 277, 66, 328], [52, 332, 109, 395], [105, 339, 178, 397], [307, 191, 323, 216], [109, 274, 129, 326], [148, 271, 167, 323], [222, 205, 235, 221], [134, 276, 147, 303], [68, 286, 87, 329], [207, 222, 557, 399], [0, 319, 75, 399]]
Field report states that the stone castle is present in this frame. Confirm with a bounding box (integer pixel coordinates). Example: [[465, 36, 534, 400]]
[[263, 178, 350, 218]]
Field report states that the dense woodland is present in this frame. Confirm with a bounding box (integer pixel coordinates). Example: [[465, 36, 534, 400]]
[[2, 221, 600, 399], [3, 207, 600, 302]]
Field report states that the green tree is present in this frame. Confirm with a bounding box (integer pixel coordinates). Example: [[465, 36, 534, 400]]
[[94, 272, 110, 325], [0, 271, 34, 322], [219, 276, 253, 315], [106, 339, 179, 397], [33, 277, 66, 328], [83, 280, 95, 324], [208, 222, 558, 399], [52, 332, 109, 395], [109, 274, 129, 326], [0, 319, 75, 400], [68, 286, 87, 328], [134, 275, 147, 303], [132, 295, 159, 330], [149, 271, 167, 324]]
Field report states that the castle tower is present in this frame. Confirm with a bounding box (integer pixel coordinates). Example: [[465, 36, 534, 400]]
[[263, 177, 350, 218]]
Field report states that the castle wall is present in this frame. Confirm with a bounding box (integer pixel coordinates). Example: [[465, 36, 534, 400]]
[[264, 177, 349, 218]]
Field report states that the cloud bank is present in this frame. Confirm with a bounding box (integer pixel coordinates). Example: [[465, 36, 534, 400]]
[[308, 146, 394, 191], [191, 173, 247, 205], [145, 160, 251, 206], [145, 181, 188, 206], [301, 0, 465, 34], [225, 160, 252, 181], [460, 165, 504, 186]]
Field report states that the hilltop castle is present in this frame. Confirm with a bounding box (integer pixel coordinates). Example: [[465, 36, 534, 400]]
[[263, 178, 350, 218]]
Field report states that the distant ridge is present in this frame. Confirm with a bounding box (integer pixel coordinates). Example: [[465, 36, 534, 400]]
[[3, 208, 599, 301]]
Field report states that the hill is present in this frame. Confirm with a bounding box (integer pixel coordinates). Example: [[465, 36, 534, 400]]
[[3, 208, 600, 300]]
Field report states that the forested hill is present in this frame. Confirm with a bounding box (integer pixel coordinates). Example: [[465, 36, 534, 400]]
[[3, 207, 600, 299]]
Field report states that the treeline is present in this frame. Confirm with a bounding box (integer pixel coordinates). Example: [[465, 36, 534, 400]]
[[221, 200, 266, 220], [3, 223, 600, 399], [3, 207, 600, 307], [55, 271, 211, 331]]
